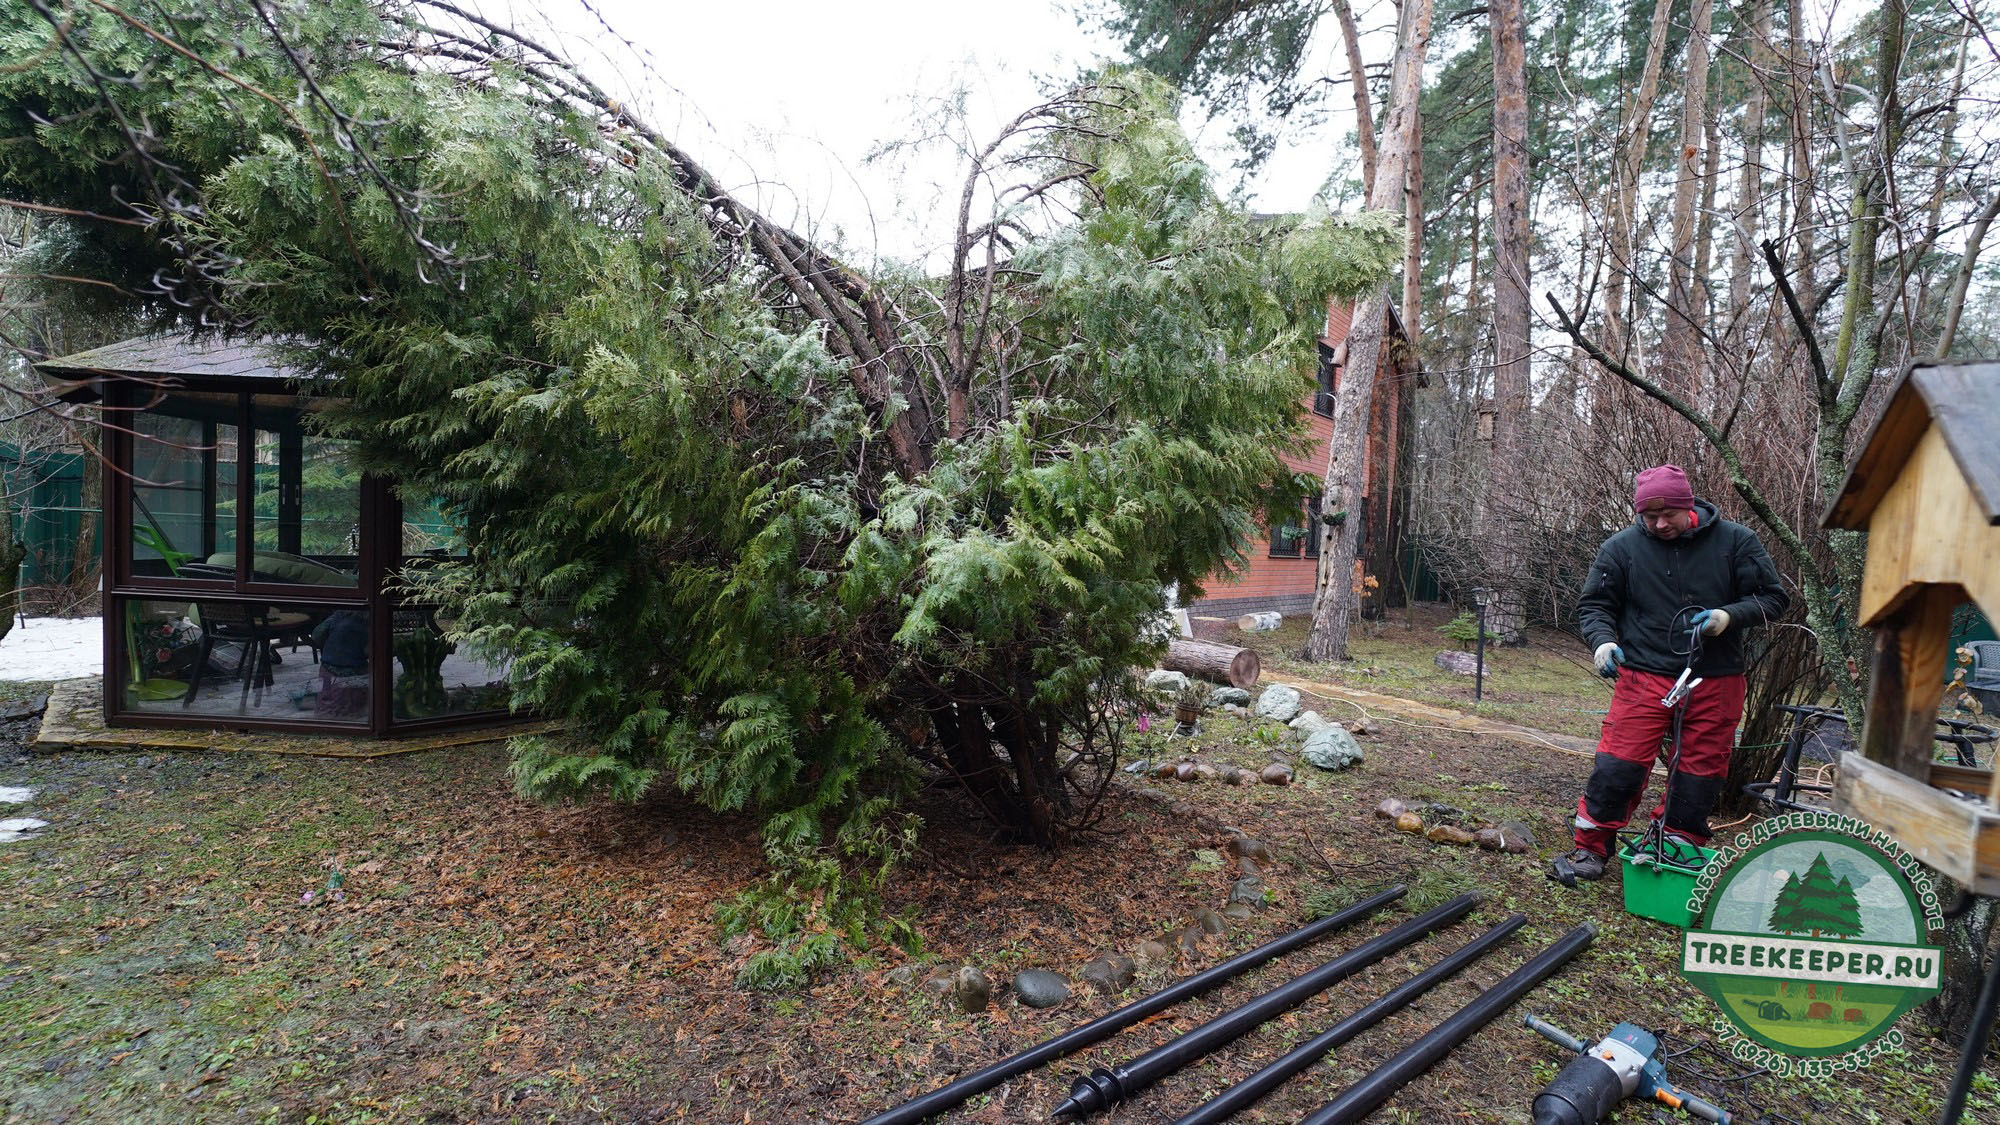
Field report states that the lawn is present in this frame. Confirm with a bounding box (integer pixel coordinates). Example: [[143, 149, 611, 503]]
[[1, 678, 1993, 1123], [1222, 603, 1615, 740]]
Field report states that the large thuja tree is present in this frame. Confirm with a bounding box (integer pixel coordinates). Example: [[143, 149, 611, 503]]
[[2, 0, 1398, 962]]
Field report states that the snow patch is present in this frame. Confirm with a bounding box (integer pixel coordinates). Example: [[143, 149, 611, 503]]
[[0, 617, 103, 681]]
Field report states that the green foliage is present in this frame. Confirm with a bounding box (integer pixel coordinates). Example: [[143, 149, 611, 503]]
[[1090, 0, 1333, 170], [0, 3, 1397, 985], [1435, 611, 1496, 650]]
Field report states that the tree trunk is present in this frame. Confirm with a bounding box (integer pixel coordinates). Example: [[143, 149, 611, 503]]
[[1330, 0, 1378, 201], [1162, 639, 1262, 689], [1482, 0, 1532, 645], [0, 488, 25, 643], [1726, 0, 1772, 355], [1403, 91, 1424, 340], [1303, 0, 1431, 663], [1601, 0, 1679, 356], [1660, 0, 1715, 396]]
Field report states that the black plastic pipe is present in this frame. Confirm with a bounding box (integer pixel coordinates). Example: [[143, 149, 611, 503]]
[[1295, 921, 1599, 1125], [1165, 913, 1527, 1125], [1938, 926, 2000, 1125], [855, 884, 1407, 1125], [1052, 892, 1484, 1120]]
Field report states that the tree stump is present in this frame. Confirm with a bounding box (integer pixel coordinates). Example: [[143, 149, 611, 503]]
[[1163, 639, 1261, 689]]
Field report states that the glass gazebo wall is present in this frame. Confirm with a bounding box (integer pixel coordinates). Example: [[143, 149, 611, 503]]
[[382, 495, 512, 729], [109, 385, 376, 729]]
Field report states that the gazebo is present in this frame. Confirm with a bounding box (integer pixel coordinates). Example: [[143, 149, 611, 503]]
[[40, 335, 511, 736]]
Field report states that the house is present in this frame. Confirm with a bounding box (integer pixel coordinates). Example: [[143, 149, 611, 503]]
[[39, 335, 511, 737], [1184, 298, 1424, 622]]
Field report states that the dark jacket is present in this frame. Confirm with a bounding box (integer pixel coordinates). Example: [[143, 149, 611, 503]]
[[1577, 499, 1789, 677]]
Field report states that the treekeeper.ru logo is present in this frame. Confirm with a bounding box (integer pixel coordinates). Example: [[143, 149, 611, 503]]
[[1679, 811, 1944, 1078]]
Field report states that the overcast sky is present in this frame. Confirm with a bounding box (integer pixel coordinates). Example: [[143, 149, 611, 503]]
[[480, 0, 1371, 265]]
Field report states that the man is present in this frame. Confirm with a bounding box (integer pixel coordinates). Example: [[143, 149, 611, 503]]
[[1551, 464, 1789, 885]]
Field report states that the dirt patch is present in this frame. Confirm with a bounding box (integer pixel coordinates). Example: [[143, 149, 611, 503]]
[[0, 703, 1991, 1123]]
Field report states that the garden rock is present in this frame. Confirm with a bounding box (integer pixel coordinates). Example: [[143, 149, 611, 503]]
[[1498, 820, 1536, 854], [1422, 802, 1471, 825], [1227, 835, 1273, 862], [1393, 812, 1425, 834], [1258, 763, 1293, 786], [1174, 927, 1205, 959], [1474, 828, 1503, 851], [1348, 718, 1381, 736], [1012, 969, 1070, 1009], [1219, 766, 1248, 786], [921, 969, 956, 998], [1134, 940, 1174, 966], [885, 965, 919, 988], [1174, 762, 1200, 782], [1434, 650, 1479, 676], [1193, 907, 1227, 935], [1213, 687, 1250, 706], [1145, 670, 1191, 694], [1426, 824, 1476, 846], [0, 786, 36, 804], [953, 967, 992, 1013], [1288, 710, 1331, 735], [1079, 955, 1136, 994], [1222, 704, 1251, 718], [1229, 875, 1264, 906], [1254, 685, 1301, 722], [1374, 797, 1408, 820], [1153, 762, 1180, 780], [1190, 763, 1219, 782], [1300, 726, 1364, 771], [1222, 901, 1254, 921]]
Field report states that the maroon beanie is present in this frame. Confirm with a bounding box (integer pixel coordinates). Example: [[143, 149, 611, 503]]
[[1633, 464, 1695, 512]]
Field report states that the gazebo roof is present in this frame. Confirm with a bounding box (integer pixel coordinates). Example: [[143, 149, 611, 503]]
[[1824, 361, 2000, 530], [38, 334, 309, 398]]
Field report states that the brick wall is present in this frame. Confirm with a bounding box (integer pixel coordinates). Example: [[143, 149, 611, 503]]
[[1185, 297, 1412, 620]]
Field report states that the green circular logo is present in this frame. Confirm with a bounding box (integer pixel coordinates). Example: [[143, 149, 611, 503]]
[[1680, 812, 1944, 1076]]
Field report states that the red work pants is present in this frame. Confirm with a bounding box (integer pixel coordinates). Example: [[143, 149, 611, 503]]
[[1572, 667, 1746, 857]]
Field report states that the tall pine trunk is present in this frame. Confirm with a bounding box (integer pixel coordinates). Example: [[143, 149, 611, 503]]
[[1660, 0, 1715, 396], [1482, 0, 1532, 645], [1303, 0, 1431, 662], [1602, 0, 1677, 356]]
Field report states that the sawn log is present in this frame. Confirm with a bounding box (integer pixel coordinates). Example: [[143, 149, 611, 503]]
[[1165, 639, 1262, 690]]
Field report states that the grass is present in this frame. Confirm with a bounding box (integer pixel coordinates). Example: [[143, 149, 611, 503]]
[[1223, 603, 1615, 739]]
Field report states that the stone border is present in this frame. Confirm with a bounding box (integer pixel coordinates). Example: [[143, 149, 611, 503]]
[[31, 679, 550, 759]]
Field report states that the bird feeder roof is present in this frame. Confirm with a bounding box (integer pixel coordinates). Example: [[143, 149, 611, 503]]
[[1823, 361, 2000, 530]]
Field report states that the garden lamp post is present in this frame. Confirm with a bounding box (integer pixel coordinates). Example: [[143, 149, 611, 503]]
[[1472, 587, 1489, 704]]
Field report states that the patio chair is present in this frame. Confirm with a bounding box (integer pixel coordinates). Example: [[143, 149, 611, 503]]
[[180, 597, 316, 709], [1968, 641, 2000, 691]]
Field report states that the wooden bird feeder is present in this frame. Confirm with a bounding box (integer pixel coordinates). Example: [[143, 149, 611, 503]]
[[1826, 361, 2000, 893]]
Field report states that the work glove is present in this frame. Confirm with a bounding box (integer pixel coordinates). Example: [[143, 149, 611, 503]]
[[1691, 608, 1731, 636], [1593, 642, 1625, 678]]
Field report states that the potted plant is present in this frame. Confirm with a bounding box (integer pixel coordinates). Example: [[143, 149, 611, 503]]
[[1173, 680, 1213, 727]]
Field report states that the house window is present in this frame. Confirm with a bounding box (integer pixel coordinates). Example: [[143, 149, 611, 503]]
[[1269, 492, 1324, 558], [1314, 343, 1337, 417]]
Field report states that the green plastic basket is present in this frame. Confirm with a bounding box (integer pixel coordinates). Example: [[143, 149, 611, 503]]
[[1617, 840, 1716, 928]]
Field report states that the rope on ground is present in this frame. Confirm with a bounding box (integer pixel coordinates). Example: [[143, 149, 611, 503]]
[[1287, 684, 1598, 758]]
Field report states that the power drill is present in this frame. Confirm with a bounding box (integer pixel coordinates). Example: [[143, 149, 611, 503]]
[[1523, 1014, 1732, 1125]]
